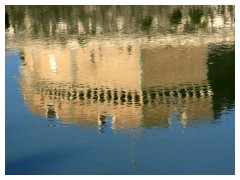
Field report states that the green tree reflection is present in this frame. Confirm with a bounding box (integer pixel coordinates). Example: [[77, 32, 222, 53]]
[[169, 8, 182, 25], [141, 16, 153, 31], [189, 7, 203, 25], [207, 44, 235, 119]]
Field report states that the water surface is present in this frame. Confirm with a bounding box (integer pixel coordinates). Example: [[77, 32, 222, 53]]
[[5, 5, 235, 175]]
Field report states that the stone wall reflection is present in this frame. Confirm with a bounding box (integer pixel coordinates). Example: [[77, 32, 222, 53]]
[[141, 45, 214, 127], [20, 40, 143, 129], [19, 40, 215, 129]]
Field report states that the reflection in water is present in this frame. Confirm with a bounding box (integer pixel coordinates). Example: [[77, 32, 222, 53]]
[[5, 12, 10, 29], [141, 16, 153, 31], [5, 5, 235, 41], [5, 5, 235, 175], [17, 39, 232, 129], [189, 7, 203, 25], [169, 8, 182, 26], [207, 44, 235, 118], [6, 5, 235, 130]]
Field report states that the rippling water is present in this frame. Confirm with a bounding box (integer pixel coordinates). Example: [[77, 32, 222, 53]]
[[5, 5, 235, 175]]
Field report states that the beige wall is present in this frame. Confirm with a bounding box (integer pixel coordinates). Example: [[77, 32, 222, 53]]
[[20, 40, 143, 129], [22, 40, 142, 91], [141, 45, 208, 88], [20, 40, 214, 128], [140, 45, 213, 126]]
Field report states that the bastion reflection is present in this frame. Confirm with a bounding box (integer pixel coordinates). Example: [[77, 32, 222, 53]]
[[6, 5, 234, 129]]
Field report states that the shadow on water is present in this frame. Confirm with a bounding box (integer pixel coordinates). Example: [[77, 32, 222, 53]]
[[207, 43, 235, 119], [5, 12, 10, 29], [5, 145, 90, 175]]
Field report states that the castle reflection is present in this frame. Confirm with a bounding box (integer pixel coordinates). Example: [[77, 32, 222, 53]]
[[6, 5, 234, 130], [19, 40, 215, 129]]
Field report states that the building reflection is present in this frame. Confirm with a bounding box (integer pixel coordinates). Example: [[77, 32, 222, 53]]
[[141, 45, 214, 127], [5, 5, 234, 129], [19, 39, 216, 129]]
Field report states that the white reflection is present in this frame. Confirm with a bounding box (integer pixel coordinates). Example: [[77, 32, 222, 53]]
[[56, 20, 68, 34], [117, 17, 124, 32], [49, 54, 57, 74], [6, 25, 15, 37], [77, 20, 85, 34], [213, 15, 224, 28]]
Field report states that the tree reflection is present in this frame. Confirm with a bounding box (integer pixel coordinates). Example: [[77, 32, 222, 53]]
[[189, 7, 203, 25], [5, 12, 10, 29], [207, 44, 235, 119], [169, 8, 182, 26], [5, 5, 234, 38], [141, 16, 153, 31]]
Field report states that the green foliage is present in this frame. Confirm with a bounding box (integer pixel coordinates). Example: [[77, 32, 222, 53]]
[[169, 8, 182, 25], [189, 7, 203, 24], [31, 24, 39, 38], [141, 16, 153, 30]]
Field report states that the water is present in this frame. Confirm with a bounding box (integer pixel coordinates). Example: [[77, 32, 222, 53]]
[[5, 5, 235, 175]]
